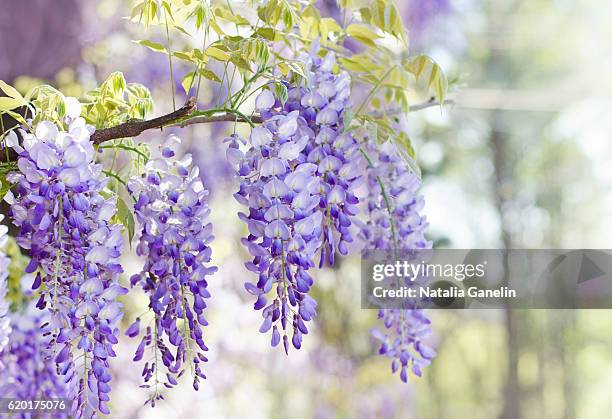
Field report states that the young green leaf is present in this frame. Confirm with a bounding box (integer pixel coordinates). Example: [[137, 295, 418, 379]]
[[346, 24, 382, 47], [205, 46, 230, 61], [274, 83, 288, 105], [116, 196, 136, 243], [0, 80, 27, 105], [135, 40, 168, 54], [0, 98, 24, 112], [198, 68, 222, 83], [182, 71, 196, 94], [214, 6, 250, 25]]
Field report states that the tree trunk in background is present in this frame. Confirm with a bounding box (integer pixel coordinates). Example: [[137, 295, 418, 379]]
[[536, 312, 548, 418], [499, 308, 522, 419], [490, 114, 523, 419], [561, 311, 576, 419]]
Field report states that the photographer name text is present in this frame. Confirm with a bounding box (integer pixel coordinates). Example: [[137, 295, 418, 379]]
[[372, 285, 517, 299]]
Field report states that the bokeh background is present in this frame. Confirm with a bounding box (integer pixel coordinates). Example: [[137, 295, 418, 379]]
[[2, 0, 612, 418]]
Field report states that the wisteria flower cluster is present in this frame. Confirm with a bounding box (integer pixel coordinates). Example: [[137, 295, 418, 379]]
[[5, 101, 126, 417], [227, 117, 321, 354], [228, 46, 362, 352], [0, 303, 67, 414], [0, 214, 10, 355], [128, 135, 216, 402], [269, 43, 362, 267], [359, 140, 436, 381]]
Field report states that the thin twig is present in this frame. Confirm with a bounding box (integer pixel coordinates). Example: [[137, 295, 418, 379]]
[[173, 113, 263, 128], [409, 98, 455, 111], [364, 98, 455, 119]]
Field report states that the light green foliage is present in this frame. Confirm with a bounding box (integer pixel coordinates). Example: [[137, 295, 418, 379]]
[[4, 235, 31, 311], [28, 85, 68, 125], [2, 83, 64, 129], [359, 0, 406, 43], [0, 0, 448, 239], [135, 39, 167, 53], [130, 0, 161, 28], [0, 162, 17, 201], [2, 72, 153, 132], [274, 82, 288, 105], [127, 0, 447, 170], [403, 55, 448, 105], [115, 196, 136, 243], [0, 80, 28, 112], [346, 24, 383, 47], [81, 72, 154, 129], [258, 0, 301, 29]]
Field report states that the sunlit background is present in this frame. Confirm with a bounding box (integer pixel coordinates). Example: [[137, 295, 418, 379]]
[[2, 0, 612, 418]]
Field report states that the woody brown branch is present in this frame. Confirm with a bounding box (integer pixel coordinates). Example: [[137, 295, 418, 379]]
[[91, 98, 450, 143], [89, 97, 198, 144], [2, 97, 451, 163]]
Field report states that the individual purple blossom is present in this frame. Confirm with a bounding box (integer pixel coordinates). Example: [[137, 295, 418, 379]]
[[0, 214, 10, 355], [0, 304, 68, 417], [6, 101, 126, 417], [359, 140, 436, 381], [128, 135, 216, 403]]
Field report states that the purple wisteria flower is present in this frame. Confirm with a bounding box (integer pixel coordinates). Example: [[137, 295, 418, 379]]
[[0, 215, 10, 355], [359, 140, 436, 381], [6, 101, 126, 417], [128, 135, 216, 403], [0, 303, 68, 417]]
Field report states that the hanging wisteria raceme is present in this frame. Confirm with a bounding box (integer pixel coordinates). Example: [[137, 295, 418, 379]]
[[256, 42, 362, 267], [128, 135, 216, 403], [229, 44, 363, 353], [5, 100, 126, 417], [359, 140, 436, 382], [0, 302, 68, 416], [0, 214, 10, 355], [227, 109, 321, 353]]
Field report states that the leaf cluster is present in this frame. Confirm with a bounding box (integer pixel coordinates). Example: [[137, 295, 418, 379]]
[[82, 72, 154, 129], [128, 0, 449, 168]]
